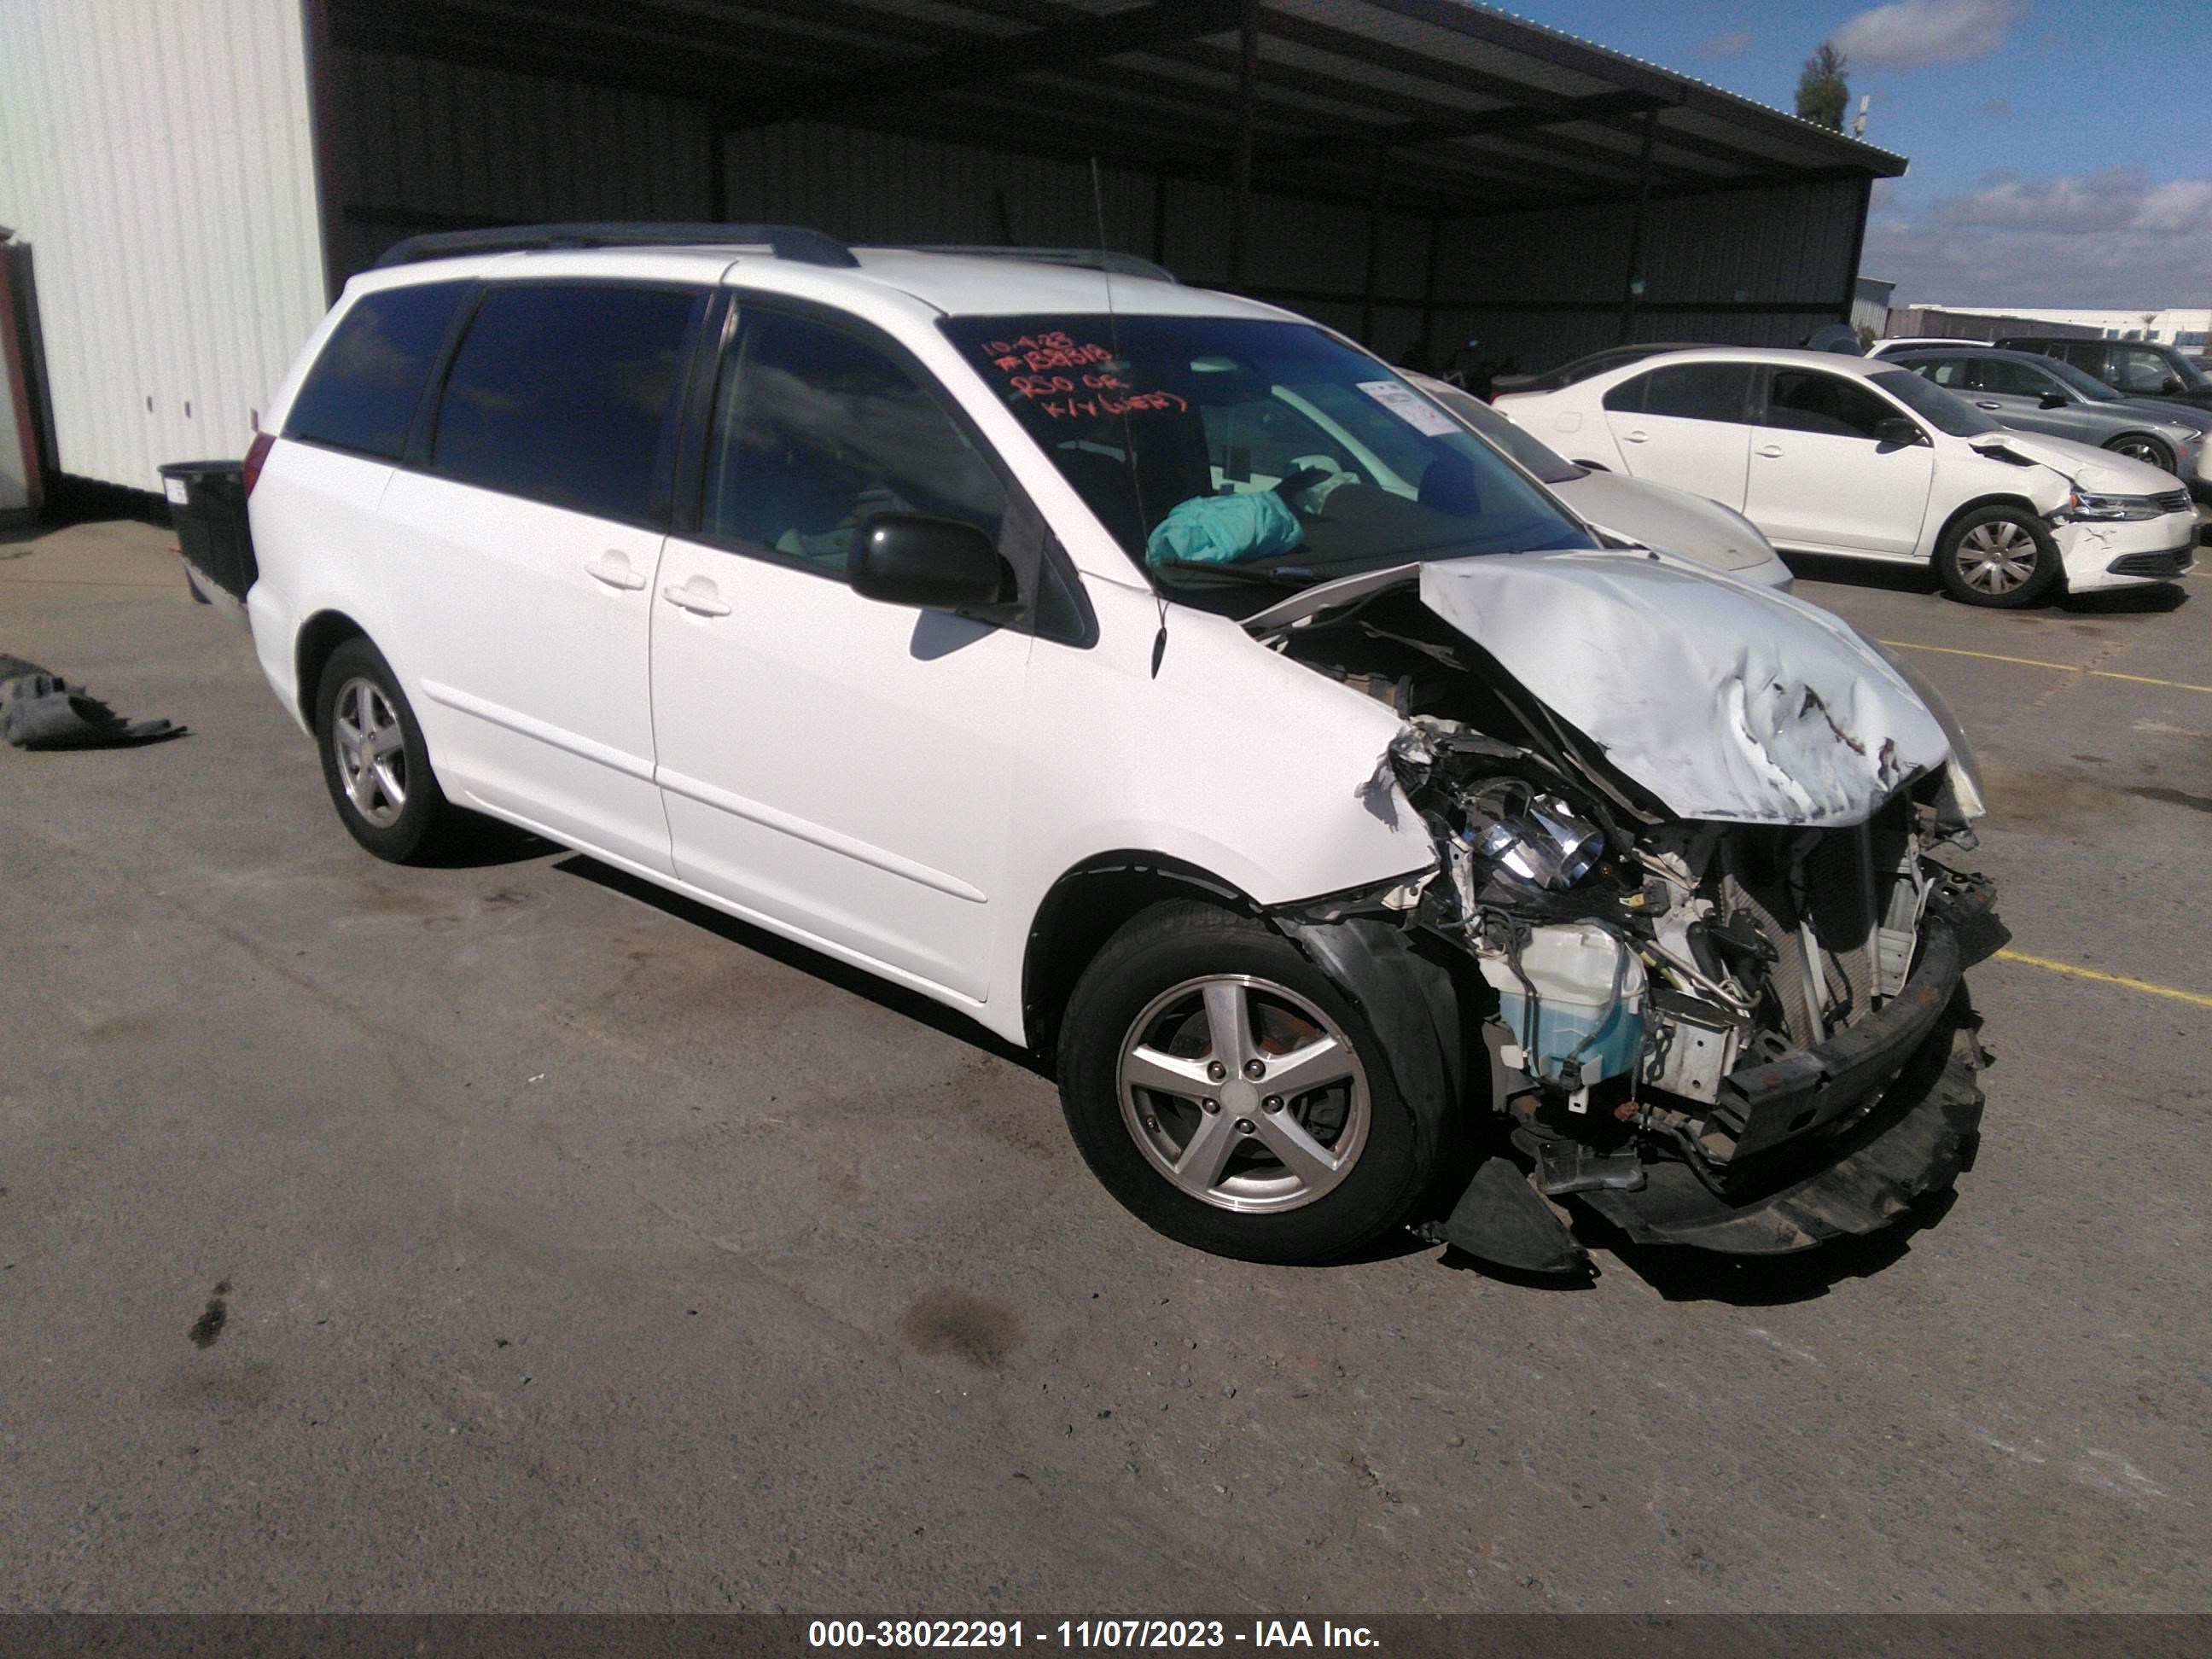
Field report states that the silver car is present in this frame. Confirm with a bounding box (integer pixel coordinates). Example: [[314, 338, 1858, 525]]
[[1412, 374, 1795, 589], [1883, 346, 2212, 498]]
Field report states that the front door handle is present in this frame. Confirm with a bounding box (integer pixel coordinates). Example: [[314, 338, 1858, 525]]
[[584, 552, 647, 591], [661, 579, 731, 618], [1621, 428, 1649, 444], [1973, 400, 2004, 411], [1755, 444, 1784, 458]]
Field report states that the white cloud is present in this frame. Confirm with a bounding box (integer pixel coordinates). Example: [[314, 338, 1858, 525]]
[[1701, 29, 1754, 58], [1830, 0, 2024, 68], [1867, 167, 2212, 306]]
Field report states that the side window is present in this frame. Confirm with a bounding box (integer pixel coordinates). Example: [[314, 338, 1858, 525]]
[[2062, 342, 2109, 375], [431, 282, 701, 523], [2112, 347, 2175, 394], [1970, 357, 2047, 396], [1600, 371, 1650, 414], [1607, 363, 1749, 422], [700, 307, 1005, 573], [1911, 358, 1968, 387], [1765, 370, 1895, 440], [285, 281, 469, 460]]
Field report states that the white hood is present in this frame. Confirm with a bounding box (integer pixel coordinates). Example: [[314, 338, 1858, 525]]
[[1967, 428, 2182, 493], [1413, 550, 1952, 826]]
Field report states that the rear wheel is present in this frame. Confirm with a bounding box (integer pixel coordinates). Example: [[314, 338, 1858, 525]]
[[1936, 505, 2064, 608], [1056, 902, 1445, 1264], [313, 637, 457, 863]]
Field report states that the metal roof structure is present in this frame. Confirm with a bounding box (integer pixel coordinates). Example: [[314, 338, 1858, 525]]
[[329, 0, 1907, 228]]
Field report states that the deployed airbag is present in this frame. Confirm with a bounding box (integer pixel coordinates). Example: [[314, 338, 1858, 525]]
[[1144, 490, 1303, 567]]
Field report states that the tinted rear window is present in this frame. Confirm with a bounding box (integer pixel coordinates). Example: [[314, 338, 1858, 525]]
[[431, 282, 702, 524], [1604, 361, 1750, 422], [286, 282, 469, 460]]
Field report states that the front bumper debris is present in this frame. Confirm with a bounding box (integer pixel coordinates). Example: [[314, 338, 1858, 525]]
[[1575, 1010, 1987, 1254]]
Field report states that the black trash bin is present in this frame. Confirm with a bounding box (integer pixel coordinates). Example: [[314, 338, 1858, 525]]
[[159, 458, 257, 607]]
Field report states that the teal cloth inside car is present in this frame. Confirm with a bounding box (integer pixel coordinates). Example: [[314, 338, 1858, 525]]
[[1144, 490, 1304, 566]]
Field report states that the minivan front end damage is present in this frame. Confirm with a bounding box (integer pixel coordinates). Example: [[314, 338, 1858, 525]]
[[1251, 550, 2006, 1274]]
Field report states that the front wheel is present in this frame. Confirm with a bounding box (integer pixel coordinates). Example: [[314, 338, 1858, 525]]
[[1936, 506, 2064, 608], [2104, 434, 2174, 473], [1055, 902, 1444, 1264]]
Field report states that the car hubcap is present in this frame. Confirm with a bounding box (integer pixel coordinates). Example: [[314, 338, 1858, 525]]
[[1117, 975, 1370, 1213], [1956, 521, 2040, 594], [2115, 439, 2162, 467], [331, 677, 407, 828]]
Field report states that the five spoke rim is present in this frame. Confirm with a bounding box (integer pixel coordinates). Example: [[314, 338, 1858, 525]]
[[331, 676, 407, 828], [1956, 520, 2040, 594], [1117, 975, 1370, 1214]]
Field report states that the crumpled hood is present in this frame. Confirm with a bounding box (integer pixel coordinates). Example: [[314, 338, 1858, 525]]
[[1968, 428, 2182, 494], [1414, 550, 1952, 826]]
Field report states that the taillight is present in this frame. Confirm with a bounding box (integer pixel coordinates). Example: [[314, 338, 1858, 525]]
[[242, 430, 275, 497]]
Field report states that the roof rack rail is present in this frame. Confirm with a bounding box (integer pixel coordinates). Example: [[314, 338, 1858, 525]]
[[374, 222, 859, 270], [882, 245, 1179, 284]]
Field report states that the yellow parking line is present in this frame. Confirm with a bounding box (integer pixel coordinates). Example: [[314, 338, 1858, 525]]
[[1878, 639, 2212, 696], [1994, 949, 2212, 1010]]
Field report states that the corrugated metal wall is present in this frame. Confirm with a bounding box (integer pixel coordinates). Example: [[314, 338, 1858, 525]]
[[0, 0, 327, 491], [326, 49, 713, 280]]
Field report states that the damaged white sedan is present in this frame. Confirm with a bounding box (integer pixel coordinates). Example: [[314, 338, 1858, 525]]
[[240, 236, 2004, 1276]]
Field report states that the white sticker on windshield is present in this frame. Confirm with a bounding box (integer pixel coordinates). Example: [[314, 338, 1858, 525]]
[[1357, 380, 1462, 438]]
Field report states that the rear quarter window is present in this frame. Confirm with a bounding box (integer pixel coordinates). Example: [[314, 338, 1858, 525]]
[[285, 282, 469, 461]]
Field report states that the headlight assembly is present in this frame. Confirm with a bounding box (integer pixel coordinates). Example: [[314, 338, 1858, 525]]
[[2058, 491, 2166, 522]]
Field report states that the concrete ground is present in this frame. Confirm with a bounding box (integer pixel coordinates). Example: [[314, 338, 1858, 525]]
[[2, 519, 2207, 1615]]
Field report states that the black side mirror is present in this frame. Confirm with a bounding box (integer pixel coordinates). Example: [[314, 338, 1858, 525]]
[[2162, 377, 2183, 395], [1873, 416, 1926, 447], [850, 515, 1018, 619], [2038, 391, 2069, 409]]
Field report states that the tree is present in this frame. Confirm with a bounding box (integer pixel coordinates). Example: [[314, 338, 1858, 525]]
[[1796, 43, 1849, 131]]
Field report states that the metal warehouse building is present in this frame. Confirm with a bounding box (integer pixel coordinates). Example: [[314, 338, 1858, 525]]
[[0, 0, 1907, 496]]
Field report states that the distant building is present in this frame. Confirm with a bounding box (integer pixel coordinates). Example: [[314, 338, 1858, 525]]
[[1852, 276, 1895, 340], [1909, 304, 2210, 350]]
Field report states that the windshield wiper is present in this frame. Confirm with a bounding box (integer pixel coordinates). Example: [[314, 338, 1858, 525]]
[[1148, 558, 1317, 588]]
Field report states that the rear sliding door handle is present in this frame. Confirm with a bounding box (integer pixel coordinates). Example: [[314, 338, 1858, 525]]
[[661, 580, 731, 617], [584, 552, 647, 591], [1755, 444, 1784, 458]]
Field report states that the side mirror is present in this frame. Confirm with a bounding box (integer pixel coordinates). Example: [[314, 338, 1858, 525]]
[[2162, 377, 2183, 395], [1873, 416, 1926, 447], [2038, 391, 2069, 409], [850, 515, 1018, 619]]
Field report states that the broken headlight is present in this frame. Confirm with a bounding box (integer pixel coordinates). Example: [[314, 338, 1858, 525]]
[[1460, 779, 1605, 890]]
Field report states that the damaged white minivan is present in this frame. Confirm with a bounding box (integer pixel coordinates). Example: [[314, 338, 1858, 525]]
[[233, 227, 2006, 1276]]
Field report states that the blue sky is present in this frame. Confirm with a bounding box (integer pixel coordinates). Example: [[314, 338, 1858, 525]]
[[1502, 1, 2212, 308]]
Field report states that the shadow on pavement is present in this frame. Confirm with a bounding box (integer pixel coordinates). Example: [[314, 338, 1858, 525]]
[[550, 852, 1047, 1077]]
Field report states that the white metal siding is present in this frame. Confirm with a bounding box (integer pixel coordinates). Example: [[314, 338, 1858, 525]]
[[0, 0, 328, 492]]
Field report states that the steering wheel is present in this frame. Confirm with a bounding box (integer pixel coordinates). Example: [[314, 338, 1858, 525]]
[[1272, 457, 1353, 514]]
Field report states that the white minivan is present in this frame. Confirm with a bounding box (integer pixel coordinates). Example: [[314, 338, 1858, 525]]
[[225, 226, 2004, 1276]]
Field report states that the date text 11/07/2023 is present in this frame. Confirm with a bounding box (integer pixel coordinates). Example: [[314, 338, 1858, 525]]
[[808, 1621, 1383, 1650]]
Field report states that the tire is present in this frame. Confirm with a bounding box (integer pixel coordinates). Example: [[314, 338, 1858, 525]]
[[312, 637, 457, 863], [1055, 901, 1446, 1265], [2104, 434, 2174, 473], [1936, 505, 2064, 608]]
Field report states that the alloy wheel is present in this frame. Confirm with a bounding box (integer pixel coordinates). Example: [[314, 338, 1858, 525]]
[[1117, 974, 1371, 1213], [331, 676, 408, 828], [2110, 438, 2168, 469]]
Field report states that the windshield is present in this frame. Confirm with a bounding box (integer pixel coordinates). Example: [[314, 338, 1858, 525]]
[[1871, 367, 2000, 437], [940, 315, 1594, 597], [1417, 379, 1585, 483], [2037, 354, 2121, 401]]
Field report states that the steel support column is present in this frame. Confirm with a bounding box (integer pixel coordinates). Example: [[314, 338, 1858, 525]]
[[1228, 0, 1260, 290], [1359, 143, 1389, 346], [1617, 107, 1657, 344]]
